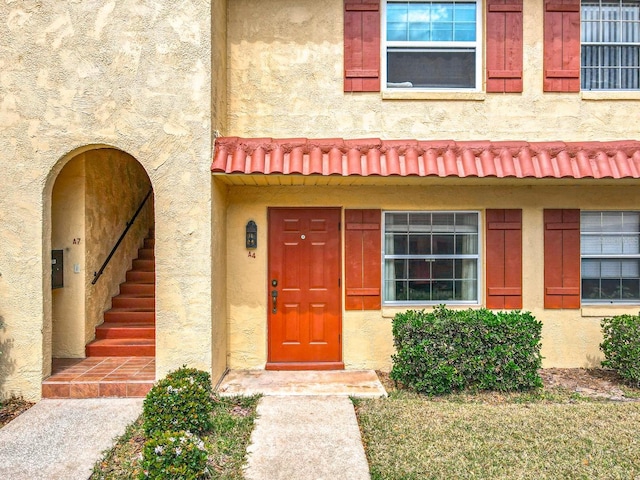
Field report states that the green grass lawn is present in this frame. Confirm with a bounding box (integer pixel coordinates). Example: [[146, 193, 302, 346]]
[[355, 390, 640, 480], [91, 395, 259, 480], [88, 374, 640, 480]]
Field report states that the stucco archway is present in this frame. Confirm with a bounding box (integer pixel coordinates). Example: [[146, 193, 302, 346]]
[[45, 146, 154, 374]]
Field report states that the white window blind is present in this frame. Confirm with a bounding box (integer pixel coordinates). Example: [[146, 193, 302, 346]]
[[581, 211, 640, 302], [581, 0, 640, 90]]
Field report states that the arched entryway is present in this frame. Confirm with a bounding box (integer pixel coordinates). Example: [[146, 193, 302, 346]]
[[44, 146, 155, 398]]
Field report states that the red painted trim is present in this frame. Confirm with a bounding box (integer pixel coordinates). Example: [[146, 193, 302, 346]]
[[543, 0, 580, 92], [345, 209, 382, 310], [544, 209, 581, 309], [486, 209, 523, 309], [344, 0, 380, 92], [265, 362, 345, 371], [486, 0, 524, 93], [346, 288, 380, 296]]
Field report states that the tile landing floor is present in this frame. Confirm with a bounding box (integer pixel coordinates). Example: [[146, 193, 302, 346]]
[[42, 357, 155, 399]]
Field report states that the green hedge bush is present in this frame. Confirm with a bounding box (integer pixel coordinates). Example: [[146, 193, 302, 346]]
[[601, 314, 640, 388], [390, 306, 543, 395], [165, 366, 213, 394], [140, 430, 208, 480], [143, 367, 214, 437]]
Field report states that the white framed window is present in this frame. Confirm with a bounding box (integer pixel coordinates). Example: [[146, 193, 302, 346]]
[[383, 1, 482, 91], [581, 0, 640, 90], [581, 211, 640, 302], [383, 211, 480, 304]]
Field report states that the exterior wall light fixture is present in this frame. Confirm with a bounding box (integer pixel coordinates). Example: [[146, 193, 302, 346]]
[[246, 220, 257, 249]]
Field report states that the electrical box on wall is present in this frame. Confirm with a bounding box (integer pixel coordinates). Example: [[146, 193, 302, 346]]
[[52, 250, 63, 289]]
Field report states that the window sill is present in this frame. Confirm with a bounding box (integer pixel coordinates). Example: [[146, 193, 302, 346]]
[[581, 305, 640, 317], [382, 90, 486, 101], [381, 304, 480, 318], [580, 91, 640, 101]]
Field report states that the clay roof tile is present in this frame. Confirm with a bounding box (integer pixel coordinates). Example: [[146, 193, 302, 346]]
[[212, 137, 640, 180]]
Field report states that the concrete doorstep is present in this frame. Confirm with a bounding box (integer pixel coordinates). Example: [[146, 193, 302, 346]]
[[217, 369, 387, 398], [244, 396, 371, 480]]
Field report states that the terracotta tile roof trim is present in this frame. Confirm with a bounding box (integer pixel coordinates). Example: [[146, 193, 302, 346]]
[[212, 137, 640, 179]]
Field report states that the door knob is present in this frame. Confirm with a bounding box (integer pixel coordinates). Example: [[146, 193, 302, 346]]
[[271, 289, 278, 313]]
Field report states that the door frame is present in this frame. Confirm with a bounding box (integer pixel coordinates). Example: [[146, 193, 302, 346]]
[[266, 207, 343, 370]]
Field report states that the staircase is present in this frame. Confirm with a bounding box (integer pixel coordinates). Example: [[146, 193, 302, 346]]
[[85, 230, 155, 357]]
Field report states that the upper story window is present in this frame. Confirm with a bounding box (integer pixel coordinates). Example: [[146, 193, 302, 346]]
[[581, 211, 640, 302], [384, 211, 480, 304], [581, 0, 640, 90], [383, 1, 482, 90]]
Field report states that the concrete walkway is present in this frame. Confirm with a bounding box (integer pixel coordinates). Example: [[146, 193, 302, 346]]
[[0, 371, 382, 480], [245, 396, 371, 480], [0, 398, 143, 480], [218, 370, 385, 479]]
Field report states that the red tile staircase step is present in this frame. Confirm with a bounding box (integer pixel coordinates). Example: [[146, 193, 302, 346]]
[[126, 271, 155, 283], [119, 283, 155, 295], [132, 259, 155, 271], [111, 295, 155, 309], [137, 248, 154, 260], [104, 309, 155, 323], [85, 338, 155, 357], [111, 296, 154, 310], [86, 228, 156, 358], [96, 322, 155, 339]]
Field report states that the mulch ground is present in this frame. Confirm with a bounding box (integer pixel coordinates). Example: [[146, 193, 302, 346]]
[[540, 368, 639, 400], [0, 397, 35, 428], [378, 368, 640, 401]]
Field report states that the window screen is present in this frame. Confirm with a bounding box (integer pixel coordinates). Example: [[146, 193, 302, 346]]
[[581, 0, 640, 90], [384, 212, 480, 303], [581, 211, 640, 302], [385, 1, 480, 89]]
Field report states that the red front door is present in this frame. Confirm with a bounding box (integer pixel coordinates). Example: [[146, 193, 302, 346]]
[[267, 208, 343, 370]]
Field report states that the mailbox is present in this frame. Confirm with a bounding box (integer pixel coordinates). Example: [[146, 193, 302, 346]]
[[52, 250, 63, 289]]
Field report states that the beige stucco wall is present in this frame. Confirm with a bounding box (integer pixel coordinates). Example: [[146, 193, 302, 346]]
[[222, 0, 640, 372], [212, 0, 228, 137], [228, 0, 640, 141], [0, 1, 216, 400], [50, 148, 152, 359], [51, 156, 86, 358], [225, 182, 640, 371], [210, 1, 229, 384], [211, 177, 229, 382], [85, 149, 154, 344]]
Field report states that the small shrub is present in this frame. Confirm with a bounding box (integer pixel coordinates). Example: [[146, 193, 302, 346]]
[[139, 430, 208, 480], [165, 366, 213, 394], [601, 314, 640, 388], [390, 306, 543, 395], [143, 367, 214, 437]]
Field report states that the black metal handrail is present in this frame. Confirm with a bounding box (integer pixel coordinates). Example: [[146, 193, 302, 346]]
[[92, 188, 153, 285]]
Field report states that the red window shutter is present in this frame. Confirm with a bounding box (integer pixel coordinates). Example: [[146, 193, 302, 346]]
[[345, 209, 381, 310], [544, 209, 580, 309], [486, 209, 523, 309], [486, 0, 523, 93], [543, 0, 580, 92], [344, 0, 380, 92]]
